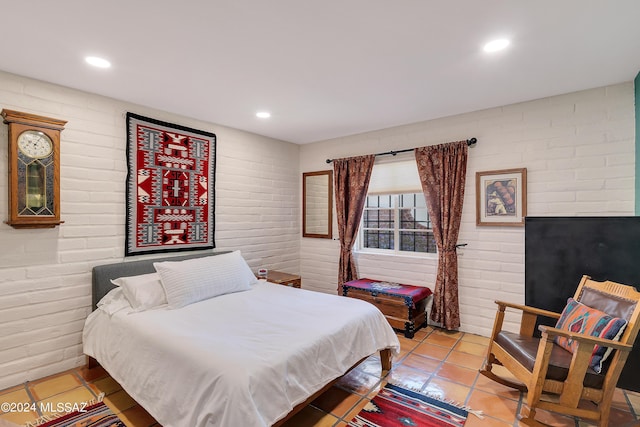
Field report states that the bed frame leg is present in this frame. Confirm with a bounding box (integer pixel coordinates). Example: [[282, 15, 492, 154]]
[[380, 348, 392, 372], [87, 356, 100, 369]]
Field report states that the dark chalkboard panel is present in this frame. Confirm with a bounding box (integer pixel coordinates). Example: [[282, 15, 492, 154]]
[[525, 216, 640, 392]]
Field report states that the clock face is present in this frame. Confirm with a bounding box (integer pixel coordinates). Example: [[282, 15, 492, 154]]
[[17, 130, 53, 158]]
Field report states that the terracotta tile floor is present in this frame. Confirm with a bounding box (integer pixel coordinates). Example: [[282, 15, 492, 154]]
[[1, 326, 639, 426]]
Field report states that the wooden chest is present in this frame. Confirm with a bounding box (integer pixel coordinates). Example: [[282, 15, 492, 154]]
[[342, 279, 432, 338]]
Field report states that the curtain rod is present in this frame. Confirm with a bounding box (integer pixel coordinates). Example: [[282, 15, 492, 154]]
[[325, 137, 477, 164]]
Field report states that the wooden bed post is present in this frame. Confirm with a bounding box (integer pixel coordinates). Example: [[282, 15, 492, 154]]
[[87, 356, 100, 369], [274, 350, 394, 426], [380, 348, 392, 372]]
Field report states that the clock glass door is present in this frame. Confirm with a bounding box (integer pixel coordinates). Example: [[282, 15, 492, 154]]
[[26, 161, 45, 210], [18, 156, 54, 216]]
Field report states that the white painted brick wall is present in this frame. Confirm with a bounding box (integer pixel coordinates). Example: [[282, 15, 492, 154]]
[[0, 73, 634, 390], [0, 71, 300, 390], [300, 82, 635, 338]]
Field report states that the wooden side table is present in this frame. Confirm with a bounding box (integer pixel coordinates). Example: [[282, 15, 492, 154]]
[[266, 271, 302, 288]]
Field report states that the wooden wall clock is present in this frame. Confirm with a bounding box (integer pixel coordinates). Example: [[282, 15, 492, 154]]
[[1, 109, 66, 228]]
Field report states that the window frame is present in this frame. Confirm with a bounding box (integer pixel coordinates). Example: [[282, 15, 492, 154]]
[[356, 192, 436, 257]]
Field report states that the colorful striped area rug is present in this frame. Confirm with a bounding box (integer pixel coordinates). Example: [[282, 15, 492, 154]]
[[348, 383, 469, 427], [33, 401, 125, 427]]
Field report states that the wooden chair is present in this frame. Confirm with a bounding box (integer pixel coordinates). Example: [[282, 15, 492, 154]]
[[480, 275, 640, 426]]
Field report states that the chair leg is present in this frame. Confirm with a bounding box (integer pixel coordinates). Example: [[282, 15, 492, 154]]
[[518, 407, 548, 427], [598, 401, 611, 427], [518, 375, 549, 427]]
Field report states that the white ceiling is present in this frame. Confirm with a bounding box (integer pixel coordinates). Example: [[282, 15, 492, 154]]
[[1, 1, 639, 144]]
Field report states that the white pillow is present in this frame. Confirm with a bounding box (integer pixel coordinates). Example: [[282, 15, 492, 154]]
[[110, 272, 168, 311], [154, 251, 257, 309], [97, 288, 133, 315]]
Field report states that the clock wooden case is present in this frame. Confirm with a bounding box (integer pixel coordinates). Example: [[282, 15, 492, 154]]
[[2, 109, 66, 228]]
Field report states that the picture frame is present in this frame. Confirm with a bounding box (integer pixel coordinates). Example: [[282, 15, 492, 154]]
[[476, 168, 527, 226]]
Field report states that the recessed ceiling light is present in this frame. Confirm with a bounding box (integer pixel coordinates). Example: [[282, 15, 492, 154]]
[[85, 56, 111, 68], [483, 39, 510, 53], [256, 112, 271, 119]]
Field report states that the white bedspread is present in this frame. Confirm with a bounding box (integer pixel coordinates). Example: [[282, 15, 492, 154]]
[[83, 281, 400, 427]]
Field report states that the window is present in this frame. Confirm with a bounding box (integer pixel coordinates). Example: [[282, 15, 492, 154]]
[[360, 192, 436, 254], [357, 157, 436, 255]]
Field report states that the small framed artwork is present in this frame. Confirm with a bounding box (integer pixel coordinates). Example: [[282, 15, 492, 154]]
[[476, 168, 527, 226]]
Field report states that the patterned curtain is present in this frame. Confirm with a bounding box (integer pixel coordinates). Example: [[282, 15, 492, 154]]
[[415, 141, 468, 330], [333, 155, 375, 292]]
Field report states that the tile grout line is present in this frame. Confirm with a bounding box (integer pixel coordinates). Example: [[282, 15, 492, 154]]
[[416, 333, 466, 396], [22, 381, 43, 418], [72, 370, 100, 400], [425, 333, 526, 426], [324, 376, 374, 426], [334, 328, 433, 426], [623, 390, 639, 421], [332, 393, 367, 427]]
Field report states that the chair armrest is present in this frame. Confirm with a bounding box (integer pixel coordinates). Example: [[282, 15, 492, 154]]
[[494, 300, 562, 337], [538, 325, 633, 352], [495, 300, 562, 319]]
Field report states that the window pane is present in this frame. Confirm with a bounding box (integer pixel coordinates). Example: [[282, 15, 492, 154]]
[[400, 231, 415, 251], [400, 208, 431, 230], [364, 209, 394, 229], [379, 209, 394, 229], [400, 208, 416, 229], [400, 193, 415, 208], [363, 210, 377, 228], [379, 195, 391, 208], [400, 231, 436, 253], [415, 194, 426, 208], [364, 230, 378, 248], [379, 231, 394, 249], [367, 195, 379, 208], [364, 230, 394, 249], [413, 209, 426, 222], [414, 208, 430, 228]]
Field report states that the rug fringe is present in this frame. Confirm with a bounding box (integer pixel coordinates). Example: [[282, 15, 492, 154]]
[[387, 382, 484, 419], [23, 392, 106, 427]]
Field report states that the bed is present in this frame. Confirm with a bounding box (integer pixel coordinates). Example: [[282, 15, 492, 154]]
[[83, 251, 400, 427]]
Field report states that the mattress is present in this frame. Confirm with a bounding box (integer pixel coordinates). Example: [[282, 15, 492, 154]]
[[83, 281, 400, 427]]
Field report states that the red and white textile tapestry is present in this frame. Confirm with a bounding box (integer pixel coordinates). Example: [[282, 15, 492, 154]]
[[125, 113, 216, 256]]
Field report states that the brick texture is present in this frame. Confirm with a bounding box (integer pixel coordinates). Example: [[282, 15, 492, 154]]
[[300, 82, 635, 338], [0, 71, 300, 390]]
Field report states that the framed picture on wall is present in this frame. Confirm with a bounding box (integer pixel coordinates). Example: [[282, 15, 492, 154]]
[[476, 168, 527, 226]]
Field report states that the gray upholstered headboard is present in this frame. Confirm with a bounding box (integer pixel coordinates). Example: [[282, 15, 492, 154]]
[[91, 251, 231, 309]]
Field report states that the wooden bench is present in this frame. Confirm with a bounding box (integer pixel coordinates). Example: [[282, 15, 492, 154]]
[[342, 278, 432, 338]]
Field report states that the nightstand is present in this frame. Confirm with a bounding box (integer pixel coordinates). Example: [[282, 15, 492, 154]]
[[267, 271, 301, 288]]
